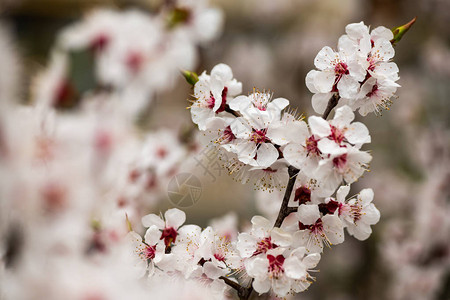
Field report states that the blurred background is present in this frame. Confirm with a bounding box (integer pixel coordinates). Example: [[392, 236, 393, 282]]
[[1, 0, 449, 299]]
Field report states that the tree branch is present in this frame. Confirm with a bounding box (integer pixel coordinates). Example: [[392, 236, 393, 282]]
[[219, 276, 253, 300], [274, 165, 300, 228], [221, 166, 300, 299], [321, 93, 340, 120]]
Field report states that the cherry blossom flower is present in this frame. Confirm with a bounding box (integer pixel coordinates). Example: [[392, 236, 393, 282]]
[[191, 63, 242, 130], [141, 208, 186, 247], [291, 204, 345, 253], [309, 105, 371, 148], [166, 0, 224, 44], [314, 146, 372, 192], [282, 117, 322, 174], [245, 247, 320, 297], [128, 226, 165, 277], [352, 76, 400, 116], [305, 44, 366, 100], [237, 216, 292, 259], [225, 91, 290, 168], [331, 185, 380, 240]]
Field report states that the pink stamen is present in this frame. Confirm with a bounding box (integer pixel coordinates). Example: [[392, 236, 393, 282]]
[[253, 237, 277, 256]]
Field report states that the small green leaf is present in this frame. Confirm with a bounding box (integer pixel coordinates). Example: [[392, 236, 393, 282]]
[[125, 213, 133, 232], [391, 17, 417, 45], [181, 70, 199, 86]]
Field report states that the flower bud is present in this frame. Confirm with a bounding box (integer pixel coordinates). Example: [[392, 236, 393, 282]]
[[391, 16, 417, 45]]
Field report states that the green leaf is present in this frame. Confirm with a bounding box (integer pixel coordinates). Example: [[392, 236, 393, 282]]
[[391, 17, 417, 45], [181, 70, 199, 86]]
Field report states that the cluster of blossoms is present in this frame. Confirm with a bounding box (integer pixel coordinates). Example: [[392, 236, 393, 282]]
[[0, 2, 414, 296], [189, 62, 373, 194], [306, 22, 400, 116], [0, 1, 225, 299], [35, 1, 223, 116], [153, 20, 407, 297]]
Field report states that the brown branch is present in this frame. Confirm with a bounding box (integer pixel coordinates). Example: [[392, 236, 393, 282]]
[[221, 166, 300, 299], [219, 276, 253, 300], [321, 93, 340, 120], [274, 165, 300, 228], [225, 106, 240, 118]]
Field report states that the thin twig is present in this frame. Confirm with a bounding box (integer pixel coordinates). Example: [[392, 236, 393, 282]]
[[221, 166, 300, 299], [274, 165, 300, 228], [219, 276, 243, 293], [225, 106, 240, 117], [321, 93, 340, 120]]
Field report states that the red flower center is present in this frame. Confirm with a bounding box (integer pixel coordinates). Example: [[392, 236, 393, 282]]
[[160, 227, 178, 247], [267, 254, 285, 277], [306, 135, 321, 156], [253, 237, 277, 256], [294, 186, 312, 205], [251, 129, 267, 144], [206, 87, 228, 113], [329, 125, 345, 144], [366, 84, 379, 98], [143, 244, 157, 260], [332, 153, 347, 170]]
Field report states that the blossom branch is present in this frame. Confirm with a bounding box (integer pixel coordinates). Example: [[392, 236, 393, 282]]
[[219, 276, 253, 300], [321, 93, 340, 120], [274, 165, 300, 228]]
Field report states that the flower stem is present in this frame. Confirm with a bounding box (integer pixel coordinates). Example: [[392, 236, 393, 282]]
[[221, 165, 300, 299], [274, 165, 300, 228], [321, 93, 340, 120]]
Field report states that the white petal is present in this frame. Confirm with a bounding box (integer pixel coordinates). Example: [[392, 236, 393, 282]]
[[142, 214, 165, 229], [164, 208, 186, 229], [314, 46, 336, 70], [317, 138, 341, 154], [314, 70, 335, 93], [229, 95, 250, 111], [211, 63, 233, 82], [247, 257, 269, 278], [255, 143, 279, 168], [144, 225, 162, 245], [333, 105, 355, 126], [322, 215, 345, 245], [337, 75, 359, 99], [364, 204, 380, 225], [345, 22, 369, 40], [271, 228, 292, 247], [267, 119, 308, 146], [311, 92, 333, 115], [268, 98, 289, 111], [306, 70, 320, 93], [308, 116, 331, 137], [235, 141, 257, 164], [203, 261, 227, 279], [371, 26, 394, 41], [272, 275, 291, 297], [236, 233, 258, 258], [297, 204, 320, 225], [251, 215, 273, 232], [230, 117, 252, 138], [303, 253, 321, 269], [359, 188, 374, 205], [284, 257, 307, 280], [282, 143, 308, 170], [346, 122, 371, 145], [336, 185, 350, 203], [253, 278, 271, 294], [373, 38, 395, 61]]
